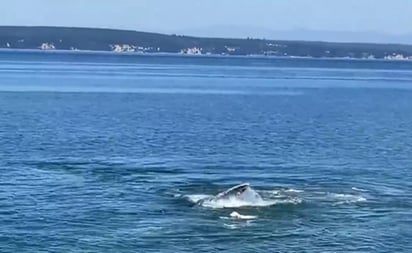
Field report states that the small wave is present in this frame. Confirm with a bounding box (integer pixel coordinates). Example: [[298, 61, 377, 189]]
[[258, 188, 304, 195], [328, 193, 367, 205], [259, 188, 304, 198], [258, 190, 280, 195], [223, 223, 241, 230], [351, 187, 368, 192], [223, 221, 256, 229], [284, 189, 305, 193]]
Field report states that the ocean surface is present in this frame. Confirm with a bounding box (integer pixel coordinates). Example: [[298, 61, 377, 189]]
[[0, 51, 411, 252]]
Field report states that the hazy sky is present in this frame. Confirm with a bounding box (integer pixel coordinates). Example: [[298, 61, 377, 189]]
[[1, 0, 412, 36]]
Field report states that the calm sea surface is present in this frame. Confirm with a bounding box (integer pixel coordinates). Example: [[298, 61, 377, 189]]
[[0, 51, 411, 252]]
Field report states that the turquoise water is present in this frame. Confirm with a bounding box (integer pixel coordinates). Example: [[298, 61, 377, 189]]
[[0, 51, 411, 252]]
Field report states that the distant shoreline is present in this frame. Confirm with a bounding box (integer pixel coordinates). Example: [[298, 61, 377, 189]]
[[1, 48, 412, 63], [1, 26, 412, 60]]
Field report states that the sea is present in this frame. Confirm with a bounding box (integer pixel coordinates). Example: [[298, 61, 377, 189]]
[[0, 51, 411, 252]]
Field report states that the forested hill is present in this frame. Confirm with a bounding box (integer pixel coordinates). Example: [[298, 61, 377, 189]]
[[1, 26, 412, 59]]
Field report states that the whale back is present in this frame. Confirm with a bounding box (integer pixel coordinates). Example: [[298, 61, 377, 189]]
[[215, 183, 250, 200], [195, 183, 265, 208]]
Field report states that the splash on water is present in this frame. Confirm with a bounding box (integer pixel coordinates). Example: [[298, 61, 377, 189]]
[[328, 193, 367, 205], [230, 211, 257, 220], [184, 184, 302, 209], [182, 185, 368, 209]]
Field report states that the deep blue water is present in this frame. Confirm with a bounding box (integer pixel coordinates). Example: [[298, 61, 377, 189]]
[[0, 51, 411, 252]]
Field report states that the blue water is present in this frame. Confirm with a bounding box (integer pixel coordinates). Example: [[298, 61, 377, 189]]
[[0, 51, 411, 252]]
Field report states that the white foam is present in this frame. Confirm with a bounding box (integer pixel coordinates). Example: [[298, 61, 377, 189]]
[[284, 189, 304, 193], [223, 223, 240, 230], [184, 185, 303, 208], [199, 196, 301, 208], [230, 211, 257, 220], [185, 194, 213, 204], [328, 193, 367, 205], [223, 221, 255, 229], [258, 188, 304, 196], [260, 190, 280, 195], [200, 196, 277, 208], [201, 186, 275, 208], [351, 187, 368, 192]]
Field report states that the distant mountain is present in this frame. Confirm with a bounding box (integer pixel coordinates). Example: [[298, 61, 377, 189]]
[[1, 26, 412, 60], [176, 26, 412, 45]]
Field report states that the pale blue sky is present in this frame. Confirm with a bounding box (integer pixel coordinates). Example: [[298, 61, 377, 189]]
[[1, 0, 412, 39]]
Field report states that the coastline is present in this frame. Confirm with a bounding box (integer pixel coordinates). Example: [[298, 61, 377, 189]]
[[2, 26, 412, 61], [1, 48, 411, 62]]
